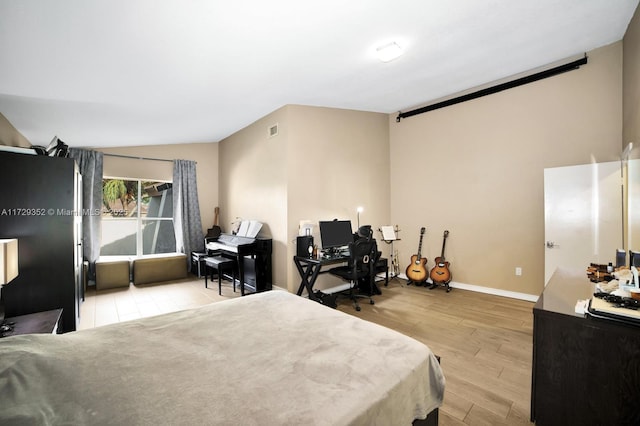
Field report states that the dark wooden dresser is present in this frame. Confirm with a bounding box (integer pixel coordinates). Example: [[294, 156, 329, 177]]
[[531, 268, 640, 425]]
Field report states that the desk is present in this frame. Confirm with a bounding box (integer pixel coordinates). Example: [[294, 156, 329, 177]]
[[294, 255, 349, 303], [294, 255, 385, 304]]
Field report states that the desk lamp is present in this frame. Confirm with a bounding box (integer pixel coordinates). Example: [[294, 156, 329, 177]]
[[0, 239, 19, 335]]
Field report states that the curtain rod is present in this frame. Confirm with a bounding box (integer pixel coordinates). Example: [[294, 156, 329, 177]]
[[103, 153, 175, 163], [396, 54, 588, 122]]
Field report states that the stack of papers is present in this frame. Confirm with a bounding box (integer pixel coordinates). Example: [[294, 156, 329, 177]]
[[380, 226, 397, 241], [236, 220, 262, 238]]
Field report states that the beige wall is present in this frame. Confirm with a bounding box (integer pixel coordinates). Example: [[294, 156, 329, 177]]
[[219, 105, 389, 291], [389, 42, 623, 297], [220, 42, 623, 297], [219, 107, 290, 288], [97, 143, 219, 236], [0, 112, 31, 147], [286, 105, 390, 292]]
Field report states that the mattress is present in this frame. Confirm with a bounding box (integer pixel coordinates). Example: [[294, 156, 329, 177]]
[[0, 290, 444, 425]]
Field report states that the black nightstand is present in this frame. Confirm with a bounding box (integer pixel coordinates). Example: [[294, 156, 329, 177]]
[[1, 309, 63, 337]]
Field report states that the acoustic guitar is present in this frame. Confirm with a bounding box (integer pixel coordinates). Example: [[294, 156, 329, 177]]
[[430, 230, 452, 288], [406, 227, 428, 284]]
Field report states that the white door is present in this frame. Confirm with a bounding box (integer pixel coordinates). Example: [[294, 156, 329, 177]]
[[628, 159, 640, 252], [544, 161, 622, 284]]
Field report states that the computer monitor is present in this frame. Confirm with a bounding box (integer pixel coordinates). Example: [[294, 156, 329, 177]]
[[617, 249, 627, 268], [319, 220, 353, 251]]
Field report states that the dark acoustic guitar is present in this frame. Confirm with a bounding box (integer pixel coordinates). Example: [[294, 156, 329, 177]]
[[406, 227, 428, 284], [430, 230, 452, 290]]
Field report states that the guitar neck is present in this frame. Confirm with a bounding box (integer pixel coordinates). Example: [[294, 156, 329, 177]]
[[213, 207, 220, 226], [439, 231, 449, 259], [416, 227, 426, 258]]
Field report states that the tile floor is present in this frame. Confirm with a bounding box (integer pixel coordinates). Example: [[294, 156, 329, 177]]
[[79, 275, 240, 330]]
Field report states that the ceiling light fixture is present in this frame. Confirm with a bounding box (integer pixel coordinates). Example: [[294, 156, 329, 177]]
[[376, 42, 403, 63]]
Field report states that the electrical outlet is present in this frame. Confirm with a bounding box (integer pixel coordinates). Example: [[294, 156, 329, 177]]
[[515, 267, 522, 276]]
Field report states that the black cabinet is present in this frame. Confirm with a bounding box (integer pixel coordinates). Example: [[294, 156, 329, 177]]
[[243, 238, 272, 293], [531, 268, 640, 425], [0, 152, 82, 332]]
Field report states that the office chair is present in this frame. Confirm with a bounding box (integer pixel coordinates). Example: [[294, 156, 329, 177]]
[[356, 225, 384, 294], [329, 237, 379, 311], [357, 225, 373, 241]]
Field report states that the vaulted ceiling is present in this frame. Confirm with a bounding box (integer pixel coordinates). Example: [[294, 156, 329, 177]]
[[0, 1, 637, 147]]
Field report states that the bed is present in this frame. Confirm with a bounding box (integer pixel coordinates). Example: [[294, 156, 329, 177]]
[[0, 290, 445, 425]]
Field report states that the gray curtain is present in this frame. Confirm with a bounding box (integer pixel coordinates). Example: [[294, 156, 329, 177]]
[[68, 148, 103, 280], [173, 160, 204, 271]]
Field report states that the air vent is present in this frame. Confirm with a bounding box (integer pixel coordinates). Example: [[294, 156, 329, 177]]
[[268, 123, 279, 138]]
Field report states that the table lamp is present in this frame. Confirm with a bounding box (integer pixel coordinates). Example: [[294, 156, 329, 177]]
[[0, 238, 19, 334], [356, 206, 363, 229]]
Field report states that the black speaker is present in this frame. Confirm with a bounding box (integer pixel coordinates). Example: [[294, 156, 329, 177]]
[[297, 236, 314, 258]]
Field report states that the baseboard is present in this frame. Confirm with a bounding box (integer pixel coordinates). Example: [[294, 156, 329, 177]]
[[449, 281, 539, 302], [396, 273, 539, 302]]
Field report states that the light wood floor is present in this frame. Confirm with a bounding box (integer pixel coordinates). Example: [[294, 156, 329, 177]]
[[80, 275, 535, 425]]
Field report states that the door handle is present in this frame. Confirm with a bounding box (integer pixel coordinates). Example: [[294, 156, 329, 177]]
[[546, 241, 559, 248]]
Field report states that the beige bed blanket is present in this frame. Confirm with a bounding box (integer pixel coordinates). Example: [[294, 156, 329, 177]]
[[0, 290, 444, 425]]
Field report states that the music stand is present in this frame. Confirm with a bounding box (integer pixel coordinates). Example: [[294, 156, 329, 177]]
[[380, 226, 401, 282]]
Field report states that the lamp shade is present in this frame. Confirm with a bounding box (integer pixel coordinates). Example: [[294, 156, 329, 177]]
[[0, 239, 18, 285]]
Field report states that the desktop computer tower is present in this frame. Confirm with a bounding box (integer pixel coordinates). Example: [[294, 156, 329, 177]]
[[297, 236, 314, 258]]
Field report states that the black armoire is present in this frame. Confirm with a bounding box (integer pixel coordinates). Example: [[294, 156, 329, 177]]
[[0, 151, 82, 332]]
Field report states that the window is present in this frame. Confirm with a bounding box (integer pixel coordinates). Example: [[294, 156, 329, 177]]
[[100, 178, 176, 256]]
